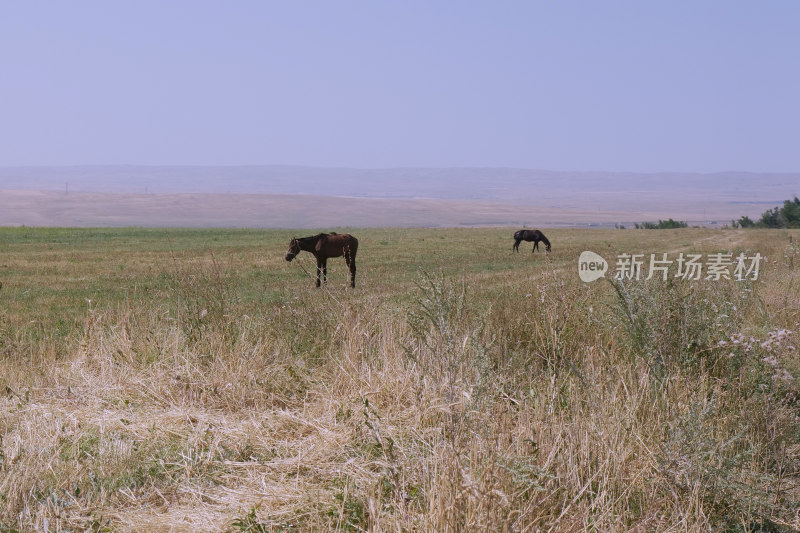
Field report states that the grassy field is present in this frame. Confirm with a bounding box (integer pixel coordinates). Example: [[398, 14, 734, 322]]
[[1, 227, 799, 532]]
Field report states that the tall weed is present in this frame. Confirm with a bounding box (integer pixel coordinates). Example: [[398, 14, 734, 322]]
[[609, 276, 753, 380]]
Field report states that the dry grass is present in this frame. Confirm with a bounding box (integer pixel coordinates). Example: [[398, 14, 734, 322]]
[[0, 227, 799, 532]]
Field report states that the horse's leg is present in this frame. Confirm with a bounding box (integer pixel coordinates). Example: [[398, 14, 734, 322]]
[[316, 258, 323, 287], [346, 252, 356, 288], [513, 239, 520, 252], [322, 258, 328, 285], [532, 241, 539, 253]]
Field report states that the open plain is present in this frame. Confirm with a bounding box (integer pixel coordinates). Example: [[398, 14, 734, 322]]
[[1, 166, 797, 228], [1, 226, 799, 531]]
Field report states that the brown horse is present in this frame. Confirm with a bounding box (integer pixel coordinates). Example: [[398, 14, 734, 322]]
[[513, 229, 551, 253], [285, 232, 358, 288]]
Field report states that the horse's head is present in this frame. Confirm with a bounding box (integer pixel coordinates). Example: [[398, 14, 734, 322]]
[[545, 242, 552, 253], [285, 238, 301, 261]]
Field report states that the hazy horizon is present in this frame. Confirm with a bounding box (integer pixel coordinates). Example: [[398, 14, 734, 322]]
[[1, 164, 797, 196], [2, 2, 800, 173], [1, 165, 796, 228]]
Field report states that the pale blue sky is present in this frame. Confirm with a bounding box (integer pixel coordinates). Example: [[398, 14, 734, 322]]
[[2, 1, 799, 172]]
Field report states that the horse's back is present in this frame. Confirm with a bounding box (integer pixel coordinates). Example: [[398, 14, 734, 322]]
[[316, 233, 357, 257], [514, 229, 535, 240], [326, 233, 356, 245], [514, 229, 547, 241]]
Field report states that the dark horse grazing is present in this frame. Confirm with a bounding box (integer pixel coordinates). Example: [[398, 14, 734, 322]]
[[285, 232, 358, 288], [513, 229, 551, 253]]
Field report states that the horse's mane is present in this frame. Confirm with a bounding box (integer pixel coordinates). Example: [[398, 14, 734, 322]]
[[296, 235, 318, 246]]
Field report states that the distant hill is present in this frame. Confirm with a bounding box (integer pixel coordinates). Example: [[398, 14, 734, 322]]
[[0, 165, 796, 201], [0, 166, 797, 227]]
